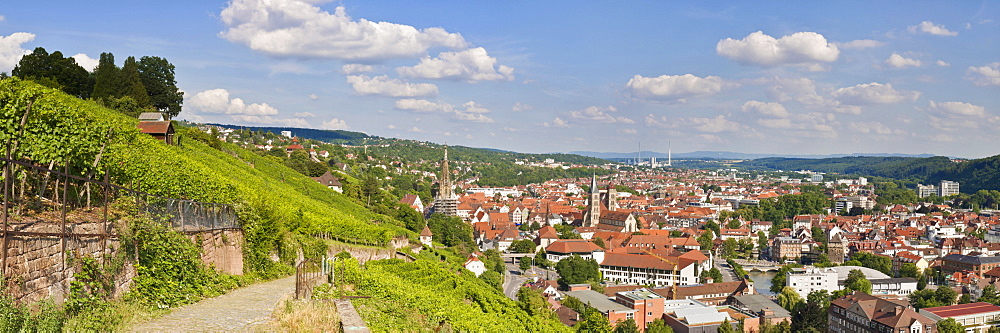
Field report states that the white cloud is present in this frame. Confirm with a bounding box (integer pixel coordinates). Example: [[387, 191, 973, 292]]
[[967, 62, 1000, 86], [850, 121, 895, 135], [688, 115, 741, 133], [543, 117, 570, 128], [512, 102, 532, 112], [716, 31, 839, 68], [765, 77, 826, 106], [397, 47, 514, 82], [928, 100, 986, 117], [269, 62, 309, 74], [936, 60, 950, 67], [187, 88, 280, 115], [293, 112, 316, 117], [387, 124, 396, 129], [321, 118, 349, 130], [407, 127, 423, 132], [907, 21, 958, 36], [0, 15, 5, 22], [619, 128, 638, 135], [0, 32, 34, 73], [453, 101, 494, 122], [625, 74, 726, 101], [741, 100, 789, 118], [831, 82, 920, 106], [220, 1, 468, 61], [231, 115, 310, 127], [569, 105, 634, 123], [308, 93, 319, 100], [394, 99, 453, 113], [644, 114, 675, 128], [71, 53, 99, 72], [835, 39, 885, 50], [341, 64, 374, 74], [884, 53, 922, 68], [346, 75, 438, 97]]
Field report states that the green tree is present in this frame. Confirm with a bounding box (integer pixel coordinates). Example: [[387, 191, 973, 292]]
[[727, 218, 742, 229], [576, 310, 612, 333], [91, 52, 121, 100], [698, 230, 715, 250], [898, 263, 919, 278], [960, 293, 972, 304], [12, 47, 91, 98], [137, 56, 183, 119], [777, 286, 803, 311], [845, 269, 872, 294], [792, 291, 829, 333], [613, 318, 639, 333], [427, 213, 473, 247], [646, 319, 674, 333], [519, 256, 532, 272], [516, 286, 548, 316], [119, 56, 150, 106], [717, 318, 736, 333], [392, 202, 425, 232], [936, 318, 964, 333], [850, 252, 892, 275], [700, 267, 723, 283], [479, 270, 503, 291], [981, 285, 1000, 305], [592, 237, 607, 249], [770, 264, 803, 293], [556, 255, 601, 289], [936, 285, 957, 306], [917, 273, 928, 290], [510, 239, 537, 253]]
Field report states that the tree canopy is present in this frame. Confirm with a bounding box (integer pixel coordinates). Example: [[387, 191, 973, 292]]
[[556, 255, 601, 289]]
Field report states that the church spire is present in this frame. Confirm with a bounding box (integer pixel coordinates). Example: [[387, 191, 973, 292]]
[[433, 145, 458, 216]]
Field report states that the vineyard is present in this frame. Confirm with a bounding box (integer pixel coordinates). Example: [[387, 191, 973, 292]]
[[321, 257, 571, 332], [0, 78, 412, 273]]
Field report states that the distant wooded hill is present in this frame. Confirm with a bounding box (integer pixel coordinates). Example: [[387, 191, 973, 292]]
[[208, 124, 375, 144], [737, 155, 1000, 193]]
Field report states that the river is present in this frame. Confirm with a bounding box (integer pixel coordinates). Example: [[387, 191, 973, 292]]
[[747, 270, 777, 296]]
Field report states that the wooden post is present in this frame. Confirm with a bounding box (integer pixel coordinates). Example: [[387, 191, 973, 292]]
[[62, 160, 69, 270], [2, 150, 11, 276], [102, 170, 109, 258]]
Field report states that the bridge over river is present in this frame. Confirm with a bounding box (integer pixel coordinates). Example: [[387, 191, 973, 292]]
[[731, 259, 781, 272]]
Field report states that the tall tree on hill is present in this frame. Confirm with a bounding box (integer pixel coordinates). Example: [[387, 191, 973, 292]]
[[138, 56, 183, 119], [12, 47, 92, 98], [91, 52, 121, 100], [120, 56, 150, 106]]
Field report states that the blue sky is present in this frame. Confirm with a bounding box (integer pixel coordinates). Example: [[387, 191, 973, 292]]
[[2, 1, 999, 157]]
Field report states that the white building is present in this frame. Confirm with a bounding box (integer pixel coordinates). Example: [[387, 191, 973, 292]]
[[869, 278, 918, 296], [599, 250, 710, 287], [940, 180, 960, 197], [464, 256, 487, 277], [280, 130, 293, 138], [465, 187, 522, 198], [786, 267, 839, 297]]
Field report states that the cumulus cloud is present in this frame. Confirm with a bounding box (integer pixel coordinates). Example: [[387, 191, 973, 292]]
[[688, 115, 741, 133], [543, 117, 570, 128], [231, 115, 310, 127], [625, 74, 726, 101], [321, 118, 349, 130], [341, 64, 374, 74], [569, 105, 634, 123], [908, 21, 958, 36], [219, 1, 467, 61], [644, 114, 675, 128], [397, 47, 514, 82], [346, 75, 438, 97], [928, 100, 986, 117], [453, 101, 494, 122], [967, 62, 1000, 86], [408, 127, 423, 132], [71, 53, 99, 72], [936, 60, 950, 67], [308, 93, 319, 100], [765, 77, 826, 106], [0, 32, 35, 73], [187, 88, 280, 115], [394, 99, 453, 113], [619, 128, 638, 135], [293, 112, 316, 117], [850, 121, 896, 135], [512, 102, 532, 112], [716, 31, 839, 68], [741, 100, 789, 118], [884, 53, 922, 68], [835, 39, 885, 50], [831, 82, 920, 106]]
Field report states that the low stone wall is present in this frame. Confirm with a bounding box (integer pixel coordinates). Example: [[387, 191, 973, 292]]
[[188, 228, 244, 275], [326, 243, 395, 264], [2, 222, 134, 304]]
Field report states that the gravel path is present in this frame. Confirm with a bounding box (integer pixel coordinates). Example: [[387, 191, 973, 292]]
[[129, 275, 296, 332]]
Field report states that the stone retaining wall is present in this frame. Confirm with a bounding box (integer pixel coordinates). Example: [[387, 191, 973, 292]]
[[188, 228, 244, 275]]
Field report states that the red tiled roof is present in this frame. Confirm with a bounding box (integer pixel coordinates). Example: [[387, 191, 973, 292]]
[[546, 239, 602, 254], [420, 225, 433, 237], [922, 302, 1000, 318]]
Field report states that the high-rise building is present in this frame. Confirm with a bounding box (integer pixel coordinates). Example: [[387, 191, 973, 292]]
[[432, 146, 458, 216], [939, 180, 960, 197], [916, 184, 937, 198]]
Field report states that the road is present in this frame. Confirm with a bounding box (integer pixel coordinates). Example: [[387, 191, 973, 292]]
[[715, 259, 738, 282], [501, 257, 560, 300], [129, 275, 295, 332]]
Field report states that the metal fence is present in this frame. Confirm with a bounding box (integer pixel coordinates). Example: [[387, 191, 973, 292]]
[[0, 157, 239, 276]]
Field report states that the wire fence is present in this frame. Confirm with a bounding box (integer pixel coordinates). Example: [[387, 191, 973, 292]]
[[0, 157, 239, 277]]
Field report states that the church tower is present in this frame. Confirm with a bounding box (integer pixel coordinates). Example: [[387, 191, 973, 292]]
[[433, 146, 458, 216], [606, 183, 618, 211], [583, 175, 601, 227]]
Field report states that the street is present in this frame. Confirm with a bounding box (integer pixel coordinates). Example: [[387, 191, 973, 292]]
[[501, 257, 560, 300]]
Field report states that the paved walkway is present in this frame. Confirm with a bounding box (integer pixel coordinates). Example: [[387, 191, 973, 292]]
[[129, 275, 296, 332]]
